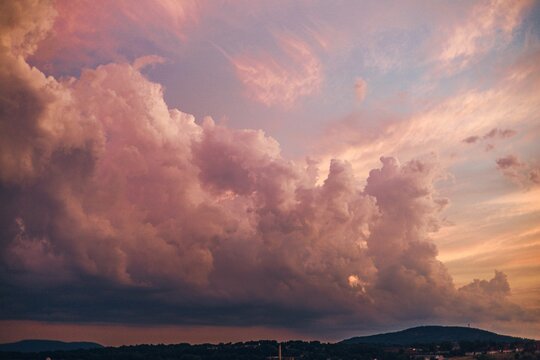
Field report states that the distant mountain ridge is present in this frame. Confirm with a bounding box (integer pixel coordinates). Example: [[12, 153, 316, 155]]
[[342, 325, 527, 345], [0, 340, 103, 353]]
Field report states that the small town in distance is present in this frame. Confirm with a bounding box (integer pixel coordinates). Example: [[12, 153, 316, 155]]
[[1, 326, 539, 360]]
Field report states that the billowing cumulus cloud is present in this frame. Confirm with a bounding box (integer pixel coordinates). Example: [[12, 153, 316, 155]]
[[0, 0, 536, 336]]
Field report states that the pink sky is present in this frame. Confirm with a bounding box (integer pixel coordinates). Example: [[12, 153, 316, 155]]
[[0, 0, 539, 345]]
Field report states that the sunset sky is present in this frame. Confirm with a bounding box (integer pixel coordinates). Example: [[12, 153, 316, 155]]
[[1, 0, 539, 346]]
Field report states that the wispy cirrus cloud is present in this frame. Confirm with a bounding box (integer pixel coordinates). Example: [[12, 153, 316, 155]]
[[230, 34, 323, 108], [435, 0, 533, 74], [318, 42, 540, 178]]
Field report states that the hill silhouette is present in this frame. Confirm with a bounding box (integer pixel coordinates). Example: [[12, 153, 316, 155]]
[[0, 340, 103, 353], [341, 325, 526, 345]]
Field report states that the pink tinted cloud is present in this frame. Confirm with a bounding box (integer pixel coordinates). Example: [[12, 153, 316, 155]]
[[462, 135, 481, 144], [133, 55, 167, 70], [28, 0, 200, 74], [530, 168, 540, 185], [354, 78, 368, 103], [231, 34, 323, 108], [496, 154, 540, 188], [0, 0, 57, 58], [462, 127, 517, 147], [318, 44, 540, 178], [484, 128, 517, 139], [0, 0, 536, 333], [496, 154, 523, 170], [436, 0, 533, 73]]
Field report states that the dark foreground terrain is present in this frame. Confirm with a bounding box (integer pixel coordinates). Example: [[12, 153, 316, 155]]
[[342, 326, 525, 345], [1, 326, 538, 360]]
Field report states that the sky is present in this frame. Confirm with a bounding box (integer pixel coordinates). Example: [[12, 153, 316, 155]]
[[1, 0, 539, 346]]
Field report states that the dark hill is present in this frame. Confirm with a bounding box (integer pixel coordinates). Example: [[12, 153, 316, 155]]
[[342, 326, 526, 345], [0, 340, 103, 353]]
